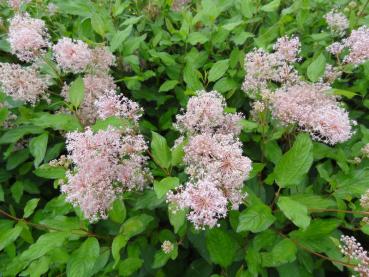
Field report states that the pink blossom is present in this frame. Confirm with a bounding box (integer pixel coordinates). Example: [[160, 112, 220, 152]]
[[273, 36, 301, 62], [53, 37, 91, 73], [8, 13, 49, 62], [90, 47, 116, 73], [167, 180, 228, 229], [95, 92, 142, 122], [171, 0, 190, 11], [340, 235, 369, 276], [8, 0, 30, 10], [0, 63, 49, 104], [326, 42, 345, 55], [343, 26, 369, 65], [242, 37, 300, 96], [168, 90, 252, 229], [62, 127, 151, 221], [175, 90, 243, 135], [62, 74, 116, 125], [324, 10, 349, 35], [271, 82, 354, 145]]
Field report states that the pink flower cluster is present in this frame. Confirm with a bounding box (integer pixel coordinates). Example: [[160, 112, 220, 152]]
[[8, 0, 30, 10], [171, 0, 190, 11], [95, 92, 143, 122], [60, 74, 117, 125], [8, 13, 49, 62], [0, 63, 49, 104], [62, 127, 151, 222], [327, 26, 369, 66], [242, 36, 300, 96], [271, 82, 354, 145], [53, 38, 91, 73], [175, 90, 243, 135], [53, 39, 116, 74], [324, 10, 349, 35], [168, 91, 252, 229], [340, 235, 369, 276]]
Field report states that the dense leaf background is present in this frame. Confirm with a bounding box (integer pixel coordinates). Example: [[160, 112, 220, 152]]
[[1, 0, 369, 276]]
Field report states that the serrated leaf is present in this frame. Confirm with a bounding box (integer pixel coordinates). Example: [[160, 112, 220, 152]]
[[237, 203, 275, 233], [151, 131, 171, 170], [262, 239, 297, 267], [307, 53, 326, 82], [67, 237, 100, 277], [208, 59, 229, 82], [118, 258, 143, 276], [11, 181, 23, 204], [168, 203, 186, 233], [68, 77, 85, 108], [188, 32, 209, 45], [108, 199, 126, 224], [23, 198, 40, 218], [277, 196, 311, 229], [31, 114, 82, 131], [34, 165, 66, 179], [260, 0, 280, 12], [112, 234, 128, 267], [206, 228, 238, 268], [91, 13, 106, 36], [0, 126, 44, 144], [0, 223, 23, 251], [120, 214, 153, 239], [159, 80, 178, 92], [29, 133, 48, 167], [110, 25, 132, 52], [154, 177, 179, 199], [274, 133, 313, 187]]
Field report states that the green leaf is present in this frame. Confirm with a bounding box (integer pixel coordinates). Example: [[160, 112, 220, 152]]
[[91, 13, 106, 36], [307, 53, 326, 82], [0, 184, 4, 202], [0, 223, 23, 251], [6, 149, 30, 170], [11, 181, 23, 204], [260, 0, 280, 12], [6, 232, 68, 275], [31, 113, 82, 131], [159, 80, 179, 92], [208, 59, 229, 82], [108, 199, 126, 224], [34, 165, 66, 179], [29, 133, 48, 167], [154, 177, 179, 199], [151, 131, 171, 170], [153, 242, 178, 269], [237, 203, 275, 233], [118, 258, 143, 276], [262, 239, 297, 267], [68, 76, 85, 108], [120, 214, 153, 239], [331, 88, 357, 99], [274, 133, 313, 187], [22, 256, 49, 277], [112, 234, 128, 267], [168, 203, 186, 233], [67, 237, 100, 277], [277, 196, 311, 230], [92, 116, 132, 132], [23, 198, 40, 218], [188, 32, 209, 45], [110, 25, 132, 52], [0, 126, 44, 144], [206, 228, 238, 268]]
